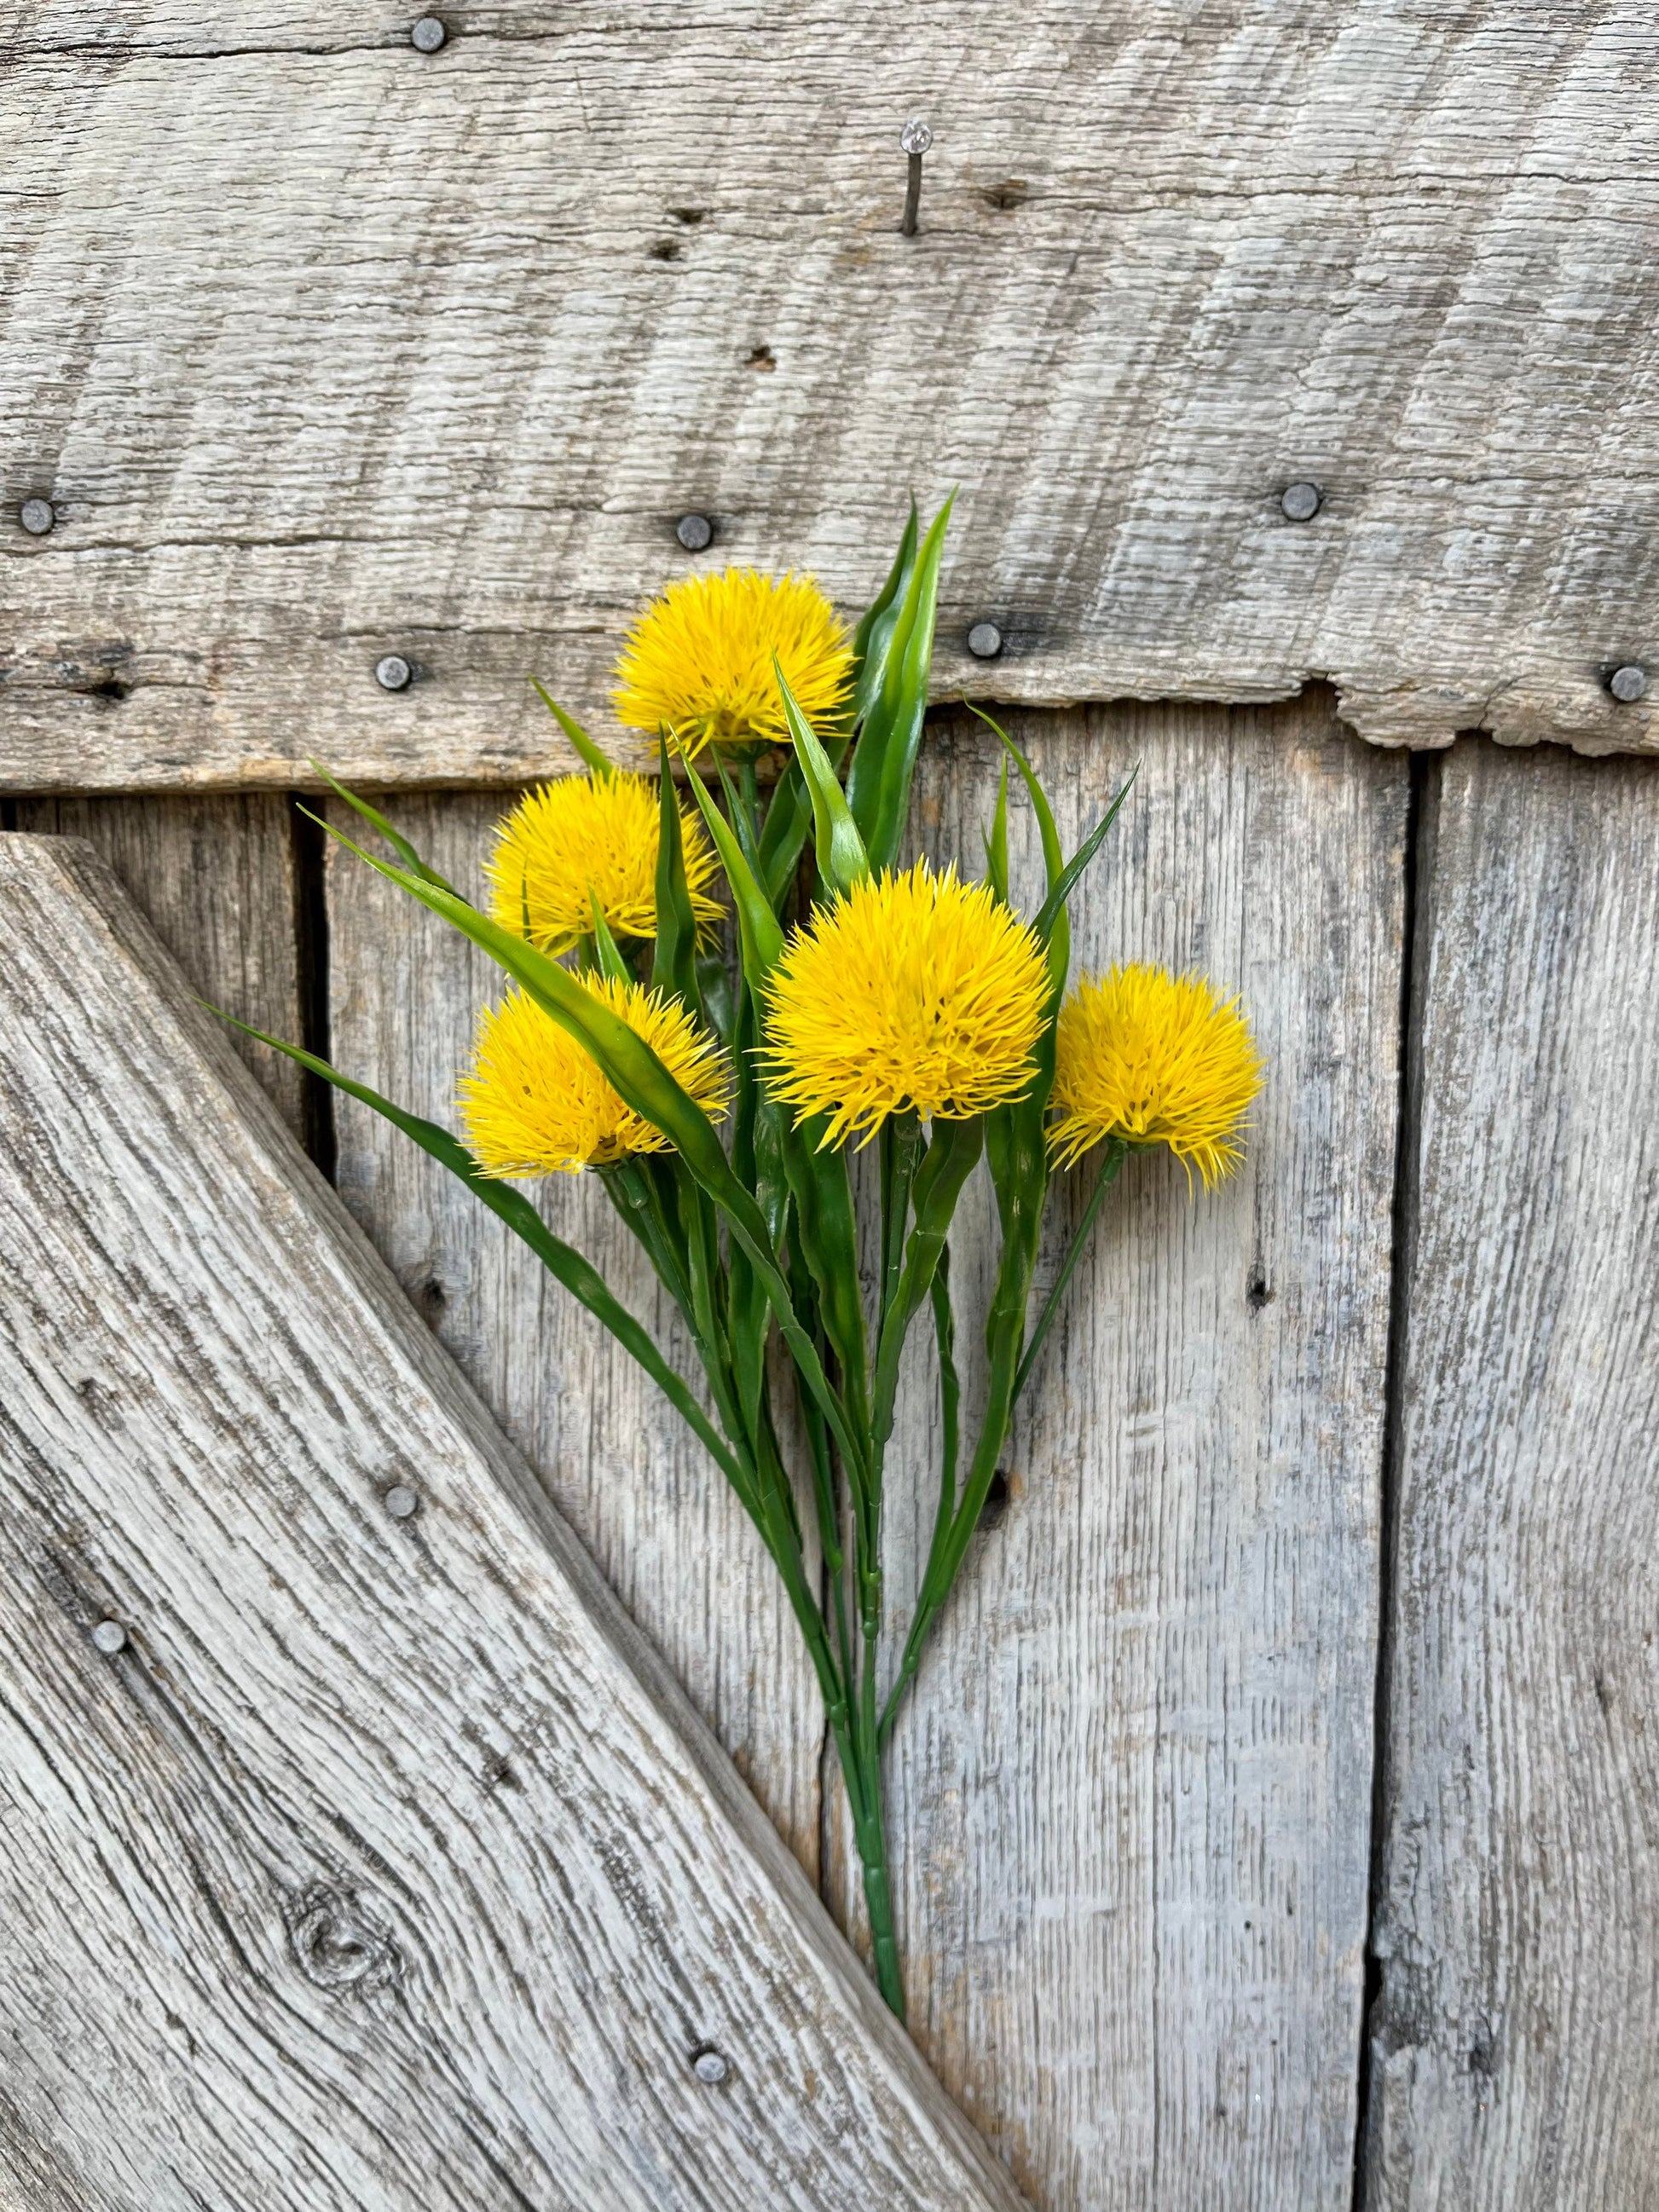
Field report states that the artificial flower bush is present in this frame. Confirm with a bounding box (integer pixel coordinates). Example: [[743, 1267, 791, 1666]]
[[239, 502, 1262, 2024]]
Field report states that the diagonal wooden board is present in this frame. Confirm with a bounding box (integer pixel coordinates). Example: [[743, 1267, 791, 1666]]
[[0, 834, 1021, 2212], [3, 1, 1657, 791]]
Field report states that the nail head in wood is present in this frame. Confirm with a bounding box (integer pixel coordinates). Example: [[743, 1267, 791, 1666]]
[[1280, 482, 1322, 522], [900, 119, 934, 157], [899, 119, 932, 237], [410, 15, 446, 51], [967, 621, 1003, 661], [91, 1620, 127, 1655], [675, 512, 714, 552], [384, 1483, 420, 1520], [1609, 663, 1648, 703], [19, 498, 55, 536], [374, 655, 413, 692], [690, 2046, 731, 2083]]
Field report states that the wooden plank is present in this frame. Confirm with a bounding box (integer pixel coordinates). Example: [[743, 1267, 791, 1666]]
[[323, 793, 825, 1879], [819, 691, 1406, 2208], [8, 794, 308, 1141], [1364, 743, 1659, 2209], [3, 5, 1657, 791], [0, 834, 1021, 2212]]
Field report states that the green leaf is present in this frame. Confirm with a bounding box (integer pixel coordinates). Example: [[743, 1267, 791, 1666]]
[[207, 1008, 745, 1493], [964, 702, 1067, 991], [651, 736, 702, 1013], [316, 817, 867, 1486], [850, 499, 920, 728], [682, 765, 784, 1001], [983, 754, 1009, 904], [775, 659, 869, 898], [845, 493, 955, 874], [777, 1112, 870, 1436], [870, 1115, 983, 1452], [588, 892, 633, 985], [530, 680, 616, 777], [305, 761, 460, 895], [1032, 766, 1139, 943]]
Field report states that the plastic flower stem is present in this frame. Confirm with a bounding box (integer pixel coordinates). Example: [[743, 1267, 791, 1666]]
[[1012, 1136, 1130, 1403]]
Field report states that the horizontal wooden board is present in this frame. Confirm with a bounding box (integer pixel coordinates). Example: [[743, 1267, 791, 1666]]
[[0, 834, 1020, 2212], [3, 3, 1656, 791], [1365, 742, 1659, 2208], [820, 694, 1407, 2208]]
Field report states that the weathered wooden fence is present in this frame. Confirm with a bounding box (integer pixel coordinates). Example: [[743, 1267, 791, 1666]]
[[3, 4, 1656, 2208]]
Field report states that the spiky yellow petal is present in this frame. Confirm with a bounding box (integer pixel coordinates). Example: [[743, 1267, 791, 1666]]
[[760, 860, 1049, 1146], [612, 569, 853, 758], [458, 977, 727, 1177], [485, 772, 722, 956], [1049, 964, 1265, 1188]]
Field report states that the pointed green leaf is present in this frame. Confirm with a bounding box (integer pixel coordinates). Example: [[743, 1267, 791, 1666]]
[[588, 892, 632, 984], [775, 659, 869, 898], [682, 765, 784, 996], [305, 760, 460, 895], [1032, 766, 1139, 942], [531, 680, 616, 777], [965, 702, 1068, 992], [983, 754, 1009, 904], [850, 499, 919, 727], [651, 737, 702, 1012], [845, 493, 954, 873]]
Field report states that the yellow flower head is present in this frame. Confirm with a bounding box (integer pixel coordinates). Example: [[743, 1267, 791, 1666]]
[[459, 977, 728, 1177], [760, 860, 1050, 1146], [485, 772, 722, 956], [1049, 964, 1265, 1188], [612, 569, 853, 758]]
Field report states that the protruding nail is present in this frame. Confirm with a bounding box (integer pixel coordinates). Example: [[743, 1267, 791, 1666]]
[[375, 655, 413, 691], [91, 1620, 128, 1655], [675, 512, 714, 552], [1609, 663, 1648, 703], [19, 497, 54, 536], [899, 119, 932, 237], [967, 621, 1003, 661], [384, 1483, 420, 1521], [411, 15, 446, 51], [1280, 482, 1322, 522], [690, 2045, 731, 2084]]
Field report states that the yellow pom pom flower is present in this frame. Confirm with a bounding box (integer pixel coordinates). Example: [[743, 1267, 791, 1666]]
[[1049, 964, 1265, 1188], [459, 977, 728, 1177], [485, 772, 722, 956], [760, 860, 1050, 1146], [613, 569, 853, 758]]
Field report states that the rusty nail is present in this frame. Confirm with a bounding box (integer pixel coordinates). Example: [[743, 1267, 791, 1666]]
[[900, 119, 932, 235]]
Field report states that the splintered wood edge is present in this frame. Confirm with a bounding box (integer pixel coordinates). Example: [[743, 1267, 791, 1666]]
[[0, 832, 1023, 2211]]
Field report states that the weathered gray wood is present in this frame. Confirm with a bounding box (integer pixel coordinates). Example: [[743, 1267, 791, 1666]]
[[1365, 744, 1659, 2209], [818, 692, 1405, 2209], [0, 834, 1021, 2212], [8, 794, 307, 1140], [323, 793, 826, 1880], [4, 3, 1656, 790]]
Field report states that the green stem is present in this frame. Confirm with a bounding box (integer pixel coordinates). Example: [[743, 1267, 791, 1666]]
[[1012, 1136, 1129, 1402]]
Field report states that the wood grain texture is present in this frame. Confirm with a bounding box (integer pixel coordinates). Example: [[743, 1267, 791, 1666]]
[[8, 794, 307, 1139], [4, 2, 1657, 791], [323, 794, 826, 1880], [0, 834, 1022, 2212], [819, 692, 1406, 2209], [1364, 743, 1659, 2209]]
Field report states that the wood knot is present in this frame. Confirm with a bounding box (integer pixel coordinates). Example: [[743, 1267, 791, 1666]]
[[286, 1884, 400, 1995]]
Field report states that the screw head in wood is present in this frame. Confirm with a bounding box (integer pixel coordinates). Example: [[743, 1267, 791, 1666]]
[[19, 497, 54, 535], [91, 1620, 127, 1655], [410, 15, 446, 50], [967, 621, 1003, 661], [375, 655, 413, 691], [690, 2045, 730, 2083], [384, 1483, 420, 1520], [1280, 481, 1322, 522], [1609, 663, 1648, 702], [675, 512, 714, 552], [899, 118, 934, 156]]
